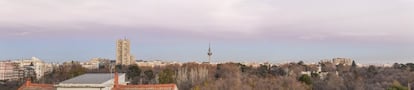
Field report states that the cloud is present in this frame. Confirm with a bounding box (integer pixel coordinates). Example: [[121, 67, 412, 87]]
[[337, 32, 390, 37], [0, 0, 413, 44], [14, 31, 31, 36], [298, 34, 327, 40]]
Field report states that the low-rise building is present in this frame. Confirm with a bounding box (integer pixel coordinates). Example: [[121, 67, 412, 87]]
[[55, 73, 126, 90], [19, 72, 178, 90], [320, 58, 353, 66], [81, 58, 110, 70], [332, 58, 352, 65], [136, 60, 177, 68], [241, 62, 261, 68], [300, 64, 329, 79]]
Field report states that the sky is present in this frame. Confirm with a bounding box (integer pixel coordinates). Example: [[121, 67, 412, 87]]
[[1, 0, 414, 64]]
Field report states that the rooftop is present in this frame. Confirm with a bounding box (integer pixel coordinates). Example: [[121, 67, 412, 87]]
[[59, 73, 123, 84], [18, 79, 55, 90]]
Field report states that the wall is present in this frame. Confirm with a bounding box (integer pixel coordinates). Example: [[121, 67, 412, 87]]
[[57, 87, 107, 90]]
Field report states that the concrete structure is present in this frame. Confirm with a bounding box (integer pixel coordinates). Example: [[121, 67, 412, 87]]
[[0, 59, 44, 82], [332, 58, 352, 65], [320, 58, 353, 66], [81, 58, 110, 70], [13, 57, 53, 80], [207, 43, 213, 63], [116, 38, 136, 66], [136, 60, 178, 68], [0, 61, 20, 81], [55, 73, 126, 90]]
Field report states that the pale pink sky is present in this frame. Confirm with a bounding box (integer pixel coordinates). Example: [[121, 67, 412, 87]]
[[1, 0, 414, 63]]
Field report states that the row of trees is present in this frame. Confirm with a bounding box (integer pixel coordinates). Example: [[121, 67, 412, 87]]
[[8, 61, 412, 90], [121, 61, 414, 90], [39, 61, 87, 84]]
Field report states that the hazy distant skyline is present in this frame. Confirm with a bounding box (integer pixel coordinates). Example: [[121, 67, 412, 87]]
[[1, 0, 414, 64]]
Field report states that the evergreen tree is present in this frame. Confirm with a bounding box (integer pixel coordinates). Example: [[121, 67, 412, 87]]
[[352, 60, 357, 68], [126, 65, 141, 80], [158, 69, 175, 84], [299, 74, 312, 85]]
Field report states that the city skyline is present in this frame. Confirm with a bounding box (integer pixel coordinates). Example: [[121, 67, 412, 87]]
[[1, 0, 414, 64]]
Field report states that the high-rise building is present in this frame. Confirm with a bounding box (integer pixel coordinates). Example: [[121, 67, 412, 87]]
[[0, 61, 20, 81], [13, 57, 53, 80], [116, 38, 136, 65]]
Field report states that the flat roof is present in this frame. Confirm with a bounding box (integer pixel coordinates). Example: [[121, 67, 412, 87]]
[[59, 73, 124, 84]]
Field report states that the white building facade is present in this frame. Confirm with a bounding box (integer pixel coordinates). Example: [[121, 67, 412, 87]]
[[13, 57, 53, 80], [0, 61, 20, 81]]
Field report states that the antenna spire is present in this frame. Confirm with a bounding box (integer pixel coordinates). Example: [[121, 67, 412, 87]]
[[207, 42, 213, 63]]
